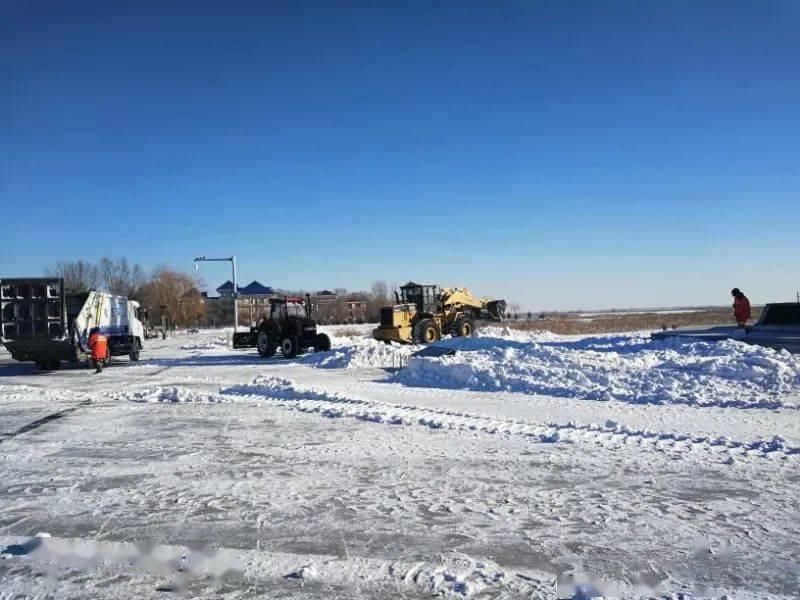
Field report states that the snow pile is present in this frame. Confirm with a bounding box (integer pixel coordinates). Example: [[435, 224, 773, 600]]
[[393, 334, 800, 408], [300, 337, 415, 369], [179, 336, 229, 351], [116, 386, 226, 404]]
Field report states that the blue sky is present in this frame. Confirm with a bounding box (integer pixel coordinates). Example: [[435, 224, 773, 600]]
[[1, 1, 798, 310]]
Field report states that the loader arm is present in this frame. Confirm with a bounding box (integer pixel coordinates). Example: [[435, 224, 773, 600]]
[[440, 288, 506, 321]]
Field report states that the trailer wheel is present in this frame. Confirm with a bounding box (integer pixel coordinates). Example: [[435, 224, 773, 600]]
[[48, 360, 61, 370], [35, 361, 47, 371], [314, 333, 331, 352], [281, 336, 298, 359]]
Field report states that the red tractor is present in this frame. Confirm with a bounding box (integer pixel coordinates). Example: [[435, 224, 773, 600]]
[[234, 295, 331, 359]]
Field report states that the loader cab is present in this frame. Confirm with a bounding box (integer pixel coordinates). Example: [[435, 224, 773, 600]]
[[400, 282, 440, 316]]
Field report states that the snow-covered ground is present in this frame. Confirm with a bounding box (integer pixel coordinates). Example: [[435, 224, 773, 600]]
[[1, 326, 799, 599]]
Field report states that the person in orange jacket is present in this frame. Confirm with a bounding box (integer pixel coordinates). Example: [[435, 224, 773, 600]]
[[731, 288, 751, 328], [88, 327, 108, 373]]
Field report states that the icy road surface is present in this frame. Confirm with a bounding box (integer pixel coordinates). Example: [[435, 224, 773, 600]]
[[1, 326, 799, 599]]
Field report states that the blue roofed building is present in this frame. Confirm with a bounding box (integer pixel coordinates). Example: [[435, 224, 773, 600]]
[[214, 280, 278, 325]]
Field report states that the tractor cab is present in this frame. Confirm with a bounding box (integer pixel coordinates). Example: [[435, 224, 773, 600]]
[[233, 295, 331, 358], [269, 297, 309, 321], [399, 282, 441, 316]]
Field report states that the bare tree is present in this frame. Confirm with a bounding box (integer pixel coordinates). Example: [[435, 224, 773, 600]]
[[45, 260, 99, 293], [98, 257, 147, 298], [371, 281, 388, 303], [138, 267, 206, 327]]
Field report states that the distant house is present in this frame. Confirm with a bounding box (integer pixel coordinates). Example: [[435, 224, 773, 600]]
[[311, 290, 367, 324], [214, 280, 278, 325], [215, 280, 237, 298]]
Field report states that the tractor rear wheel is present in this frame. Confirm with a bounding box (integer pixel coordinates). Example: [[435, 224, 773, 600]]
[[257, 330, 277, 358], [315, 333, 331, 352], [281, 336, 298, 359], [454, 316, 475, 338], [413, 319, 440, 344]]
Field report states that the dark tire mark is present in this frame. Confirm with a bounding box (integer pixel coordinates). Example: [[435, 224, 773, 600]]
[[0, 400, 93, 444]]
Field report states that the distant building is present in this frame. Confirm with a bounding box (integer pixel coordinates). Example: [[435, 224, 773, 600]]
[[214, 280, 278, 325], [311, 290, 367, 324]]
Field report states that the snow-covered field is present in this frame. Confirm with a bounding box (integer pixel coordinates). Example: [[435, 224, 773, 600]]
[[1, 326, 799, 599]]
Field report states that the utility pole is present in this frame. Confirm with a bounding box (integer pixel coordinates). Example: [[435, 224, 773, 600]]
[[194, 256, 239, 332], [159, 305, 167, 339]]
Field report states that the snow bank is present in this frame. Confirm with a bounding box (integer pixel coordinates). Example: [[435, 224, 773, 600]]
[[393, 334, 800, 409], [116, 386, 226, 404], [179, 336, 230, 351], [299, 336, 415, 369]]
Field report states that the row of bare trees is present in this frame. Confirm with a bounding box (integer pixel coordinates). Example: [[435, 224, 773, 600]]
[[45, 259, 205, 328], [45, 262, 475, 328]]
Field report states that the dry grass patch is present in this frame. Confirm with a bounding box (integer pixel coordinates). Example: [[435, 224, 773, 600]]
[[330, 327, 367, 338], [505, 307, 762, 336]]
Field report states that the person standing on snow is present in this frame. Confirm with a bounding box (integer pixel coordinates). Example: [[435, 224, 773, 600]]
[[88, 327, 108, 373], [731, 288, 751, 328]]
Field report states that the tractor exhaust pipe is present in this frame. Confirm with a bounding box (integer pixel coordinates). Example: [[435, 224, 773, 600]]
[[305, 293, 312, 317]]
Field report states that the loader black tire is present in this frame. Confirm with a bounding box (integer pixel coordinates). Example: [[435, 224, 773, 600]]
[[453, 316, 475, 338], [413, 319, 440, 344], [130, 339, 141, 361], [257, 330, 278, 358], [281, 336, 299, 359], [314, 333, 331, 352]]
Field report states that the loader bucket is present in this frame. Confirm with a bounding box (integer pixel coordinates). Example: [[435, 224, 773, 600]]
[[484, 300, 506, 321]]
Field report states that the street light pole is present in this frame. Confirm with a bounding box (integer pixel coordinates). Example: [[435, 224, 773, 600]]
[[194, 255, 239, 332]]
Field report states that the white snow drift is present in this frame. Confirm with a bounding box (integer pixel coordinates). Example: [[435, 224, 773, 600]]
[[392, 332, 800, 409]]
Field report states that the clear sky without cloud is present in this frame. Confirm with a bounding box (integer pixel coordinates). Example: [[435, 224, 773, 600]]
[[1, 1, 798, 310]]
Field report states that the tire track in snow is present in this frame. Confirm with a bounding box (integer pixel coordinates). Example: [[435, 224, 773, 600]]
[[118, 377, 800, 462]]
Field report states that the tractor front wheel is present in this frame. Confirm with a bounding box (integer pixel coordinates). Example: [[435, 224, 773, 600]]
[[413, 319, 440, 344], [281, 336, 299, 359], [257, 330, 278, 358], [315, 333, 331, 352]]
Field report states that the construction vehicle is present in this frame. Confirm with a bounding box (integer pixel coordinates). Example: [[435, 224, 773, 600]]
[[372, 281, 506, 344], [0, 277, 145, 370], [233, 294, 331, 358]]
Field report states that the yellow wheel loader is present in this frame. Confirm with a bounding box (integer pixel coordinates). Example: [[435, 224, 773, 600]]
[[372, 281, 506, 345]]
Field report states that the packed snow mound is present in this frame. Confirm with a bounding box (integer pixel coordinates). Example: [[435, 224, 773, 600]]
[[179, 336, 230, 351], [299, 336, 415, 369], [115, 386, 226, 404], [393, 334, 800, 408]]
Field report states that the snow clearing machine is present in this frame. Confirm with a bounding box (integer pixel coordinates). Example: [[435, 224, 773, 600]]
[[233, 294, 331, 358], [372, 282, 506, 344]]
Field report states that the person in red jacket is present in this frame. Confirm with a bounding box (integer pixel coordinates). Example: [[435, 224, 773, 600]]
[[88, 327, 108, 373], [731, 288, 751, 328]]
